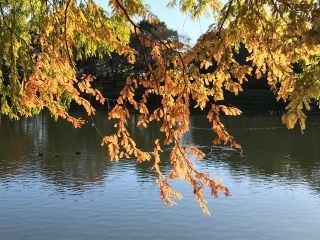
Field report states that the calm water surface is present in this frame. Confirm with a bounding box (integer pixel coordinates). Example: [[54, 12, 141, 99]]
[[0, 112, 320, 240]]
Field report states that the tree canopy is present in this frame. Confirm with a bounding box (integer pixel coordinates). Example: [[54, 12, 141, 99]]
[[1, 0, 320, 214]]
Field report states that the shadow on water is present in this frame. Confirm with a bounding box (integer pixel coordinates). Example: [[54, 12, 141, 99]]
[[0, 111, 320, 193]]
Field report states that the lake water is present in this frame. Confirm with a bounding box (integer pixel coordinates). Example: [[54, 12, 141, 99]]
[[0, 112, 320, 240]]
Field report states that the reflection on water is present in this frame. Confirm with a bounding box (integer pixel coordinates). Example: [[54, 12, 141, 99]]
[[188, 116, 320, 192], [0, 112, 320, 240]]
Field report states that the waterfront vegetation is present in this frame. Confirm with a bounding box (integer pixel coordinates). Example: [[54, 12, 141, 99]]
[[1, 0, 320, 216]]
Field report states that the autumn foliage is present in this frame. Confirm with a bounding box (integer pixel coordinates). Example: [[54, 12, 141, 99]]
[[1, 0, 320, 214]]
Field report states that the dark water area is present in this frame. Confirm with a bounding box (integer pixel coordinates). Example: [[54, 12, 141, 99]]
[[0, 112, 320, 240]]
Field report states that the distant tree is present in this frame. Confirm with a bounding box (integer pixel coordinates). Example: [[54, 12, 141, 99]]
[[76, 20, 180, 93]]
